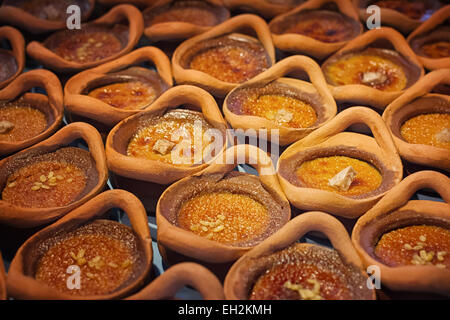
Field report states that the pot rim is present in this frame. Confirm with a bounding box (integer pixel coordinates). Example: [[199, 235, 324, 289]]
[[0, 26, 25, 90]]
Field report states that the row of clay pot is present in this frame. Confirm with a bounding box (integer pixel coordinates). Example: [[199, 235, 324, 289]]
[[1, 168, 448, 299]]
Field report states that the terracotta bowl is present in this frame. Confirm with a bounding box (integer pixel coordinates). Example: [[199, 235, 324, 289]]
[[0, 122, 108, 228], [26, 4, 144, 73], [126, 262, 224, 300], [0, 0, 95, 34], [383, 69, 450, 172], [98, 0, 151, 6], [0, 251, 6, 300], [6, 189, 153, 300], [354, 0, 443, 35], [277, 106, 403, 218], [408, 5, 450, 71], [224, 55, 337, 146], [172, 14, 276, 98], [0, 26, 25, 90], [143, 0, 230, 42], [222, 0, 306, 18], [0, 69, 64, 157], [106, 85, 228, 211], [321, 27, 424, 109], [64, 46, 173, 136], [224, 211, 376, 300], [352, 171, 450, 297], [156, 144, 291, 280], [269, 0, 363, 60]]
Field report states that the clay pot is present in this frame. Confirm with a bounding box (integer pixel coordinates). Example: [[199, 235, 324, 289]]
[[6, 189, 153, 300], [224, 55, 337, 146], [277, 106, 403, 218], [26, 4, 144, 73], [354, 0, 443, 35], [172, 14, 275, 98], [408, 5, 450, 71], [269, 0, 363, 60], [64, 46, 173, 136], [97, 0, 151, 6], [106, 85, 228, 211], [156, 144, 291, 279], [224, 211, 376, 300], [126, 262, 224, 300], [0, 252, 6, 300], [321, 27, 424, 109], [352, 171, 450, 297], [0, 69, 64, 157], [222, 0, 305, 18], [0, 26, 25, 90], [0, 122, 108, 228], [383, 69, 449, 172], [143, 0, 230, 42], [0, 0, 95, 34]]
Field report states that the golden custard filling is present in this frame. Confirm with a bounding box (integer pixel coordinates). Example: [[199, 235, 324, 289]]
[[177, 192, 269, 245], [324, 53, 407, 92], [35, 232, 135, 296], [400, 113, 450, 150], [127, 110, 215, 165], [88, 81, 158, 110], [2, 161, 87, 208], [0, 104, 47, 142], [53, 32, 122, 63], [421, 41, 450, 59], [241, 94, 317, 128], [296, 156, 382, 197], [188, 37, 270, 83], [375, 225, 450, 269], [250, 244, 353, 300]]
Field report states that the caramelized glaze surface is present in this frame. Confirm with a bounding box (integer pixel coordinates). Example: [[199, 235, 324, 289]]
[[420, 41, 450, 59], [296, 156, 382, 197], [373, 0, 437, 20], [375, 225, 450, 269], [0, 103, 47, 142], [177, 192, 269, 245], [400, 113, 450, 149]]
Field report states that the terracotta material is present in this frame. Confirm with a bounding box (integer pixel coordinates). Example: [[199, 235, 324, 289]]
[[222, 0, 305, 18], [224, 55, 337, 146], [352, 171, 450, 296], [0, 26, 25, 90], [354, 0, 443, 34], [6, 189, 152, 300], [382, 69, 450, 172], [127, 262, 224, 300], [0, 122, 108, 228], [172, 14, 275, 98], [26, 4, 144, 73], [64, 46, 173, 130], [269, 0, 363, 60], [0, 69, 64, 156], [277, 106, 403, 218], [98, 0, 151, 6], [321, 27, 424, 109], [143, 0, 230, 42], [0, 252, 6, 300], [0, 0, 95, 34], [407, 5, 450, 71], [224, 211, 375, 300], [156, 144, 291, 275]]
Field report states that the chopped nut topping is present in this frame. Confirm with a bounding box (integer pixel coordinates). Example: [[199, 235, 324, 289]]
[[40, 175, 47, 182], [328, 166, 357, 191], [361, 71, 388, 85], [88, 256, 105, 270], [435, 128, 450, 143], [108, 262, 118, 268], [419, 235, 427, 242], [121, 260, 131, 268], [0, 120, 14, 134], [275, 108, 294, 123], [284, 279, 323, 300], [213, 225, 224, 233], [31, 185, 40, 191], [66, 178, 73, 183], [152, 139, 176, 155], [7, 181, 16, 188]]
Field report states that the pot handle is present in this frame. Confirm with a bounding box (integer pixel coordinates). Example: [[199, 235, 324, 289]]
[[291, 106, 400, 163], [248, 55, 335, 109], [0, 69, 63, 112], [360, 171, 450, 222], [89, 46, 173, 87], [250, 211, 365, 270], [94, 4, 144, 52], [0, 26, 25, 72], [199, 144, 288, 204], [126, 263, 225, 300]]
